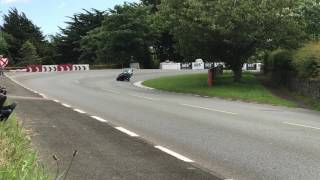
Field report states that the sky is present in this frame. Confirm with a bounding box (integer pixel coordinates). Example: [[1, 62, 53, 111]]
[[0, 0, 138, 36]]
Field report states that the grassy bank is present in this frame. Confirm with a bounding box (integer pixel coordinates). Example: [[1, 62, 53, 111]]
[[143, 73, 297, 107], [0, 116, 49, 180], [291, 93, 320, 111]]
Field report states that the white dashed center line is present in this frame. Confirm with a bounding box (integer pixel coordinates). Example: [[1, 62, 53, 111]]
[[116, 127, 139, 137], [283, 122, 320, 130], [154, 146, 194, 163], [181, 104, 238, 115], [130, 94, 159, 101], [103, 89, 120, 94]]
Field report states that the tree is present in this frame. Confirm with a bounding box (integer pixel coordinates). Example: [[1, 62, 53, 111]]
[[54, 9, 105, 64], [158, 0, 307, 81], [1, 8, 45, 65], [18, 41, 41, 66], [302, 0, 320, 40], [141, 0, 161, 13], [80, 3, 155, 68], [0, 31, 8, 55]]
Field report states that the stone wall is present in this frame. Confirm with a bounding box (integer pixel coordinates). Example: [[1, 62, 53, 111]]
[[288, 78, 320, 100]]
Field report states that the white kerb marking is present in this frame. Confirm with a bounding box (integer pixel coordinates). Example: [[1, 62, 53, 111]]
[[91, 116, 108, 123], [62, 103, 71, 108], [155, 146, 194, 163], [116, 127, 139, 137], [53, 100, 60, 103], [134, 81, 154, 90], [73, 109, 86, 114], [181, 104, 238, 115], [283, 122, 320, 130]]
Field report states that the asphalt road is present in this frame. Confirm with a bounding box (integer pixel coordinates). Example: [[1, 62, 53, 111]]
[[7, 70, 320, 180]]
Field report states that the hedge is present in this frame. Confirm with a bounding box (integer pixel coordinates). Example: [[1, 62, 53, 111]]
[[293, 42, 320, 79]]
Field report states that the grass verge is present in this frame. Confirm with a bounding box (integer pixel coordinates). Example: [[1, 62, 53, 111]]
[[0, 115, 49, 180], [291, 93, 320, 111], [143, 72, 297, 107]]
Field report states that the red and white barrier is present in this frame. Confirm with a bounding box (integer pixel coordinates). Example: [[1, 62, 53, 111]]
[[27, 65, 43, 72], [26, 64, 90, 73], [73, 64, 90, 71], [58, 64, 73, 72], [43, 65, 58, 72]]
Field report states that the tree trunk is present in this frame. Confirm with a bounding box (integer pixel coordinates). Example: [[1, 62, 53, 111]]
[[232, 65, 243, 82]]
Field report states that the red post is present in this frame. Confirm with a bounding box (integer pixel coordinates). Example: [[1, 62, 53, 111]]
[[208, 68, 215, 87]]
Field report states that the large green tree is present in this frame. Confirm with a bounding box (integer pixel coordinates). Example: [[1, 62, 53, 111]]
[[1, 8, 45, 65], [54, 9, 105, 64], [80, 3, 155, 68], [158, 0, 307, 81]]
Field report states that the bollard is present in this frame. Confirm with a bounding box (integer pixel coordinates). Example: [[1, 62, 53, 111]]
[[208, 68, 215, 87]]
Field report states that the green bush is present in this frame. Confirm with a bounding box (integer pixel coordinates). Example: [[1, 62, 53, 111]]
[[293, 42, 320, 79], [266, 49, 294, 83]]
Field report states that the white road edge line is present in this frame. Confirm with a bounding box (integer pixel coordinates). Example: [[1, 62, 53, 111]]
[[130, 94, 159, 101], [53, 100, 60, 103], [61, 103, 71, 108], [116, 127, 139, 137], [39, 93, 47, 98], [133, 81, 154, 90], [155, 146, 194, 163], [283, 122, 320, 130], [91, 116, 108, 123], [73, 109, 86, 114], [181, 104, 238, 115], [5, 74, 50, 100]]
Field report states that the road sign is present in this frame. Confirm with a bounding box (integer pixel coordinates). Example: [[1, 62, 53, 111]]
[[0, 56, 9, 68]]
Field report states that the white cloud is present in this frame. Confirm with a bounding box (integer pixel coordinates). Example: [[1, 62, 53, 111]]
[[1, 0, 30, 4]]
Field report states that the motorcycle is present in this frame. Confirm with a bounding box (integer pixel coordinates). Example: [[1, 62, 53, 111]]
[[116, 68, 133, 81]]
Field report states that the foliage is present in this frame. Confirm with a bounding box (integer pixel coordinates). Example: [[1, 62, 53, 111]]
[[18, 41, 41, 66], [143, 73, 297, 107], [80, 3, 155, 68], [141, 0, 161, 12], [302, 0, 320, 40], [157, 0, 307, 81], [266, 49, 294, 84], [53, 9, 105, 64], [1, 8, 45, 65], [293, 42, 320, 79], [0, 32, 8, 55], [0, 116, 49, 180]]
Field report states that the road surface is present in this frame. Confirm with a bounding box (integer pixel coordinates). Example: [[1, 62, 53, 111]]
[[7, 70, 320, 180]]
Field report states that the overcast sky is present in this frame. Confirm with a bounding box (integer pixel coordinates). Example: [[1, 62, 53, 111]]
[[0, 0, 138, 36]]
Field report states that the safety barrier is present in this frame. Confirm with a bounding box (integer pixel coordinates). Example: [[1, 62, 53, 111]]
[[72, 64, 90, 71], [26, 64, 90, 73], [27, 65, 43, 72]]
